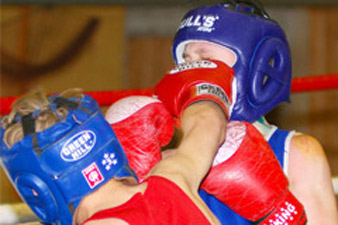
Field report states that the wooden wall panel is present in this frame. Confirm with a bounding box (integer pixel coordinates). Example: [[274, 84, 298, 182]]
[[125, 37, 174, 89], [1, 6, 126, 96], [308, 7, 338, 175]]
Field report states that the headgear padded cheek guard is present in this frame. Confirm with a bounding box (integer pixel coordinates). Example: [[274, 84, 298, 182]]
[[172, 2, 292, 122], [0, 94, 137, 225]]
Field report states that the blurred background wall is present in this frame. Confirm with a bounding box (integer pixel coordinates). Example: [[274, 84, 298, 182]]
[[0, 0, 337, 205]]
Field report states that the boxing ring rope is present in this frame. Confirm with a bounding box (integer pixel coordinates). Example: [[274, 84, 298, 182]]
[[0, 74, 337, 225]]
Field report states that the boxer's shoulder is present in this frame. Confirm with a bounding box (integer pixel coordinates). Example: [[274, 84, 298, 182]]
[[290, 133, 325, 157]]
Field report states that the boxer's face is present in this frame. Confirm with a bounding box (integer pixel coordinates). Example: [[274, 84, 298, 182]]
[[183, 42, 237, 67]]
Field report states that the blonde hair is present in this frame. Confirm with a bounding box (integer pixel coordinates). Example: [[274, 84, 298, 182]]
[[2, 88, 84, 149]]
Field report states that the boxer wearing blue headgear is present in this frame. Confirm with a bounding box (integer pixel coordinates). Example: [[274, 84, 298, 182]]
[[172, 1, 291, 123], [0, 89, 137, 225], [170, 1, 338, 224]]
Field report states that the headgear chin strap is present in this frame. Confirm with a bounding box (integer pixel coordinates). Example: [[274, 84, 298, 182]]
[[172, 1, 292, 122], [0, 94, 137, 225]]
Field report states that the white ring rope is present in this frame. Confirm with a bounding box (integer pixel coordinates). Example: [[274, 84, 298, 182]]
[[333, 176, 338, 196], [0, 203, 38, 224]]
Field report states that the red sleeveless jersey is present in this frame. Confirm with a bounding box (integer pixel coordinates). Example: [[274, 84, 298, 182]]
[[81, 176, 211, 225]]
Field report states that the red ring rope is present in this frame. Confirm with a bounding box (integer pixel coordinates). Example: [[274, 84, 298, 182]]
[[0, 74, 337, 116], [291, 74, 338, 93]]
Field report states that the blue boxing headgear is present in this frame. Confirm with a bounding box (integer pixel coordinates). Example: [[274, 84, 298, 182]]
[[173, 1, 292, 122], [0, 94, 137, 225]]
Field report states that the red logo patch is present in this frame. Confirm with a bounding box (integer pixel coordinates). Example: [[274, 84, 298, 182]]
[[82, 162, 104, 188]]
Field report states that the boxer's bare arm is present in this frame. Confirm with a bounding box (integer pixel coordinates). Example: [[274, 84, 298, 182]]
[[288, 133, 338, 225], [151, 102, 226, 191], [150, 102, 225, 225]]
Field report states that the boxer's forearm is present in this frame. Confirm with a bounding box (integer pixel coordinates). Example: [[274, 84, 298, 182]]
[[178, 102, 226, 186]]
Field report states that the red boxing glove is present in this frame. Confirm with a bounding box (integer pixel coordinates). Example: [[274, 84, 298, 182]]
[[202, 121, 307, 224], [154, 60, 234, 119], [105, 96, 174, 182]]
